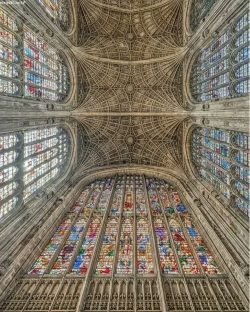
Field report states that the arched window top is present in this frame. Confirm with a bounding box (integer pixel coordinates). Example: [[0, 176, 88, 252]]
[[190, 10, 249, 103], [0, 126, 71, 220], [28, 175, 221, 277], [190, 0, 217, 32], [36, 0, 70, 31], [191, 127, 249, 217], [0, 7, 70, 102]]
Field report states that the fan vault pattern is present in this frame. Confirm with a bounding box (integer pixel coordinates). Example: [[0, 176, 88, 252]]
[[77, 116, 184, 169], [73, 0, 187, 171]]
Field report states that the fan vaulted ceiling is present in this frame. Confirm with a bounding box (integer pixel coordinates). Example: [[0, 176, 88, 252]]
[[72, 0, 188, 171]]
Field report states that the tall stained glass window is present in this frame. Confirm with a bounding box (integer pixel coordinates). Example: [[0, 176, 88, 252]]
[[191, 10, 250, 102], [28, 175, 221, 277], [0, 126, 70, 220], [37, 0, 70, 31], [190, 0, 217, 31], [0, 8, 20, 95], [192, 127, 249, 216], [0, 7, 69, 101]]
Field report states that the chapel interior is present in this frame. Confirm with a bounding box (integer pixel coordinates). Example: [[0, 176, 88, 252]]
[[0, 0, 249, 311]]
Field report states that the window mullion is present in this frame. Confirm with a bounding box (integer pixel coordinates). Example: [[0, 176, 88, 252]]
[[143, 175, 168, 312]]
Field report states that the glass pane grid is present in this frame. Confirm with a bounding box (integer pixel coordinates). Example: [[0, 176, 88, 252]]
[[27, 176, 223, 279]]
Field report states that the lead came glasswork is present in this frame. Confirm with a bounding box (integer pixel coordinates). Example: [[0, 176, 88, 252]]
[[191, 11, 250, 102], [72, 179, 114, 275], [0, 7, 69, 100], [24, 28, 69, 101], [170, 191, 220, 274], [135, 177, 147, 215], [0, 8, 19, 95], [28, 175, 221, 279], [153, 217, 178, 273], [36, 0, 70, 31], [29, 188, 90, 275], [23, 127, 69, 200], [0, 127, 70, 220], [0, 132, 19, 218], [137, 217, 154, 274], [96, 217, 119, 275], [72, 214, 102, 275], [169, 217, 200, 274], [117, 216, 134, 274], [192, 127, 250, 216]]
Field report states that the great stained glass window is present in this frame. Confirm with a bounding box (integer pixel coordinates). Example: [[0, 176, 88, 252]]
[[0, 126, 70, 220], [192, 127, 250, 216], [190, 0, 217, 31], [191, 10, 250, 102], [28, 175, 221, 277], [0, 7, 69, 100]]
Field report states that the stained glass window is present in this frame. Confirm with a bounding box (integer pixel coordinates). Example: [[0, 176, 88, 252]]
[[28, 175, 221, 278], [0, 126, 70, 220], [0, 7, 69, 101], [191, 10, 250, 102], [192, 127, 250, 216], [0, 133, 19, 219], [190, 0, 217, 31], [0, 8, 19, 95], [36, 0, 70, 31]]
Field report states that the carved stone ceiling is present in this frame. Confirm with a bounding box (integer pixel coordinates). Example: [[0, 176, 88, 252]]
[[72, 0, 188, 171]]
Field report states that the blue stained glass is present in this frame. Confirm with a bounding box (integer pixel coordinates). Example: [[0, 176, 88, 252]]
[[191, 10, 250, 101], [192, 127, 250, 216]]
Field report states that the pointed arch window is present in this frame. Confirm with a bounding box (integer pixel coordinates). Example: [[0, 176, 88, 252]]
[[190, 0, 217, 32], [28, 175, 221, 277], [191, 127, 249, 216], [190, 10, 249, 102], [0, 7, 69, 101], [0, 126, 70, 220]]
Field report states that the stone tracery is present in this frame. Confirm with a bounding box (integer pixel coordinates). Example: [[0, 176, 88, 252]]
[[0, 0, 249, 311]]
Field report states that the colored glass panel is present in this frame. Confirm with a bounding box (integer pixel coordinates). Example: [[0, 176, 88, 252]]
[[36, 0, 69, 30], [170, 191, 221, 274], [135, 176, 147, 215], [0, 8, 19, 95], [50, 212, 89, 275], [191, 10, 250, 101], [23, 127, 69, 201], [137, 217, 154, 274], [24, 28, 69, 101], [169, 217, 199, 274], [28, 176, 222, 278], [0, 127, 69, 219], [135, 184, 147, 216], [0, 132, 19, 218], [0, 7, 69, 100], [29, 214, 73, 275], [182, 214, 220, 274], [123, 178, 134, 216], [96, 178, 114, 214], [157, 184, 173, 214], [117, 217, 133, 274], [72, 214, 102, 275], [96, 217, 119, 275], [153, 217, 178, 273], [110, 179, 124, 216], [192, 127, 250, 215], [72, 180, 114, 275], [147, 180, 162, 216], [29, 188, 91, 275]]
